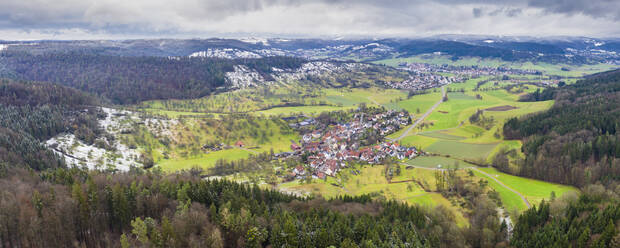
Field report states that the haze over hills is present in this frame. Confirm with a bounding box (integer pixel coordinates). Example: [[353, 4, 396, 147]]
[[1, 36, 619, 62]]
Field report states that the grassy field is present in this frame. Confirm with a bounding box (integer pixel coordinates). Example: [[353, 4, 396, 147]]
[[156, 148, 254, 172], [396, 88, 553, 162], [476, 167, 578, 206], [278, 164, 470, 227], [255, 105, 357, 116], [425, 141, 499, 161], [139, 86, 408, 118], [396, 134, 438, 149], [405, 156, 473, 169], [471, 168, 528, 212], [419, 130, 467, 140], [403, 193, 469, 227], [121, 115, 300, 173], [138, 108, 219, 118], [403, 156, 579, 212], [374, 54, 618, 77]]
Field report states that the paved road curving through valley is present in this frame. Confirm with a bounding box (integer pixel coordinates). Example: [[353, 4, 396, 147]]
[[393, 86, 446, 142]]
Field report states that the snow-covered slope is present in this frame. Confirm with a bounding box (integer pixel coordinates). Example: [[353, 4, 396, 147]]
[[45, 108, 142, 171], [189, 48, 262, 59], [44, 107, 179, 171], [225, 61, 370, 88]]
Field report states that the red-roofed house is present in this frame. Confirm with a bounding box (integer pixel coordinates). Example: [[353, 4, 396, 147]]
[[291, 143, 301, 150]]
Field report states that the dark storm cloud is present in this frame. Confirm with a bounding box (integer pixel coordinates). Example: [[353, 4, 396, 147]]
[[0, 0, 617, 39], [528, 0, 620, 20], [473, 8, 484, 18]]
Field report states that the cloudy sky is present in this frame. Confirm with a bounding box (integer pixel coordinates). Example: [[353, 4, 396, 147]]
[[0, 0, 619, 40]]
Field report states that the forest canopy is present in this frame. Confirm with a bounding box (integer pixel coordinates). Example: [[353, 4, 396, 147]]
[[503, 69, 620, 187], [0, 52, 306, 104]]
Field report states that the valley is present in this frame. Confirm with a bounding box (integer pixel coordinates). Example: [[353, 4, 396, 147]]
[[2, 36, 619, 247], [36, 50, 607, 226]]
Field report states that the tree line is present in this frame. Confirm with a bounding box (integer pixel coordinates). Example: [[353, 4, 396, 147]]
[[0, 166, 483, 248], [511, 184, 619, 247], [0, 79, 102, 170], [502, 69, 620, 187]]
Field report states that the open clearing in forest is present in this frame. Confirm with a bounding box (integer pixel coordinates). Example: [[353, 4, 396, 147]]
[[156, 148, 254, 172], [403, 156, 579, 212], [278, 164, 470, 227]]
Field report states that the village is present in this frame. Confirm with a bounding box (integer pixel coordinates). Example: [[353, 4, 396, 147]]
[[277, 109, 420, 180], [384, 62, 540, 90], [384, 71, 458, 90], [399, 62, 539, 76]]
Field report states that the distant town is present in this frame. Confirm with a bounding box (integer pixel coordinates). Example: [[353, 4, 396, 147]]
[[383, 62, 541, 90]]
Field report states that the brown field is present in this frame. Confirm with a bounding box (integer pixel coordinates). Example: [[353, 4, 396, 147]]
[[485, 105, 518, 111]]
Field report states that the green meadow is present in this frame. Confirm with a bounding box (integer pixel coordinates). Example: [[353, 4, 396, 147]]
[[396, 86, 553, 162], [127, 56, 586, 217], [476, 167, 577, 206], [278, 165, 470, 227], [404, 156, 579, 213], [374, 54, 618, 77], [156, 148, 254, 172]]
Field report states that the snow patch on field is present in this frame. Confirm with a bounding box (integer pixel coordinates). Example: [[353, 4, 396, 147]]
[[226, 65, 267, 88], [45, 107, 147, 171], [144, 118, 179, 142], [224, 61, 370, 88], [0, 44, 7, 52], [240, 37, 269, 45], [189, 48, 262, 59], [273, 62, 370, 82], [45, 133, 141, 171]]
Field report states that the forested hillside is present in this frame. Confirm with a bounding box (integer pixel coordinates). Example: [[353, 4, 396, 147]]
[[396, 40, 585, 63], [0, 167, 513, 248], [503, 69, 620, 187], [511, 185, 620, 247], [0, 79, 101, 170], [0, 52, 305, 104]]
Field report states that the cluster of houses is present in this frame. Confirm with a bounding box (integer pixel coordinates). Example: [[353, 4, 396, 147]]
[[385, 72, 458, 90], [399, 62, 539, 77], [385, 62, 541, 91], [280, 110, 419, 179], [288, 117, 317, 128]]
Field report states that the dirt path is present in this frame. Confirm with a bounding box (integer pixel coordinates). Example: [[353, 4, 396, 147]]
[[238, 147, 259, 154], [392, 86, 446, 142], [468, 167, 531, 208], [400, 163, 531, 208], [366, 96, 383, 107]]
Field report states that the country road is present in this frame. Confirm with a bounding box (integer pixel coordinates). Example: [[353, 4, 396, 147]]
[[400, 163, 531, 208], [393, 86, 446, 142]]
